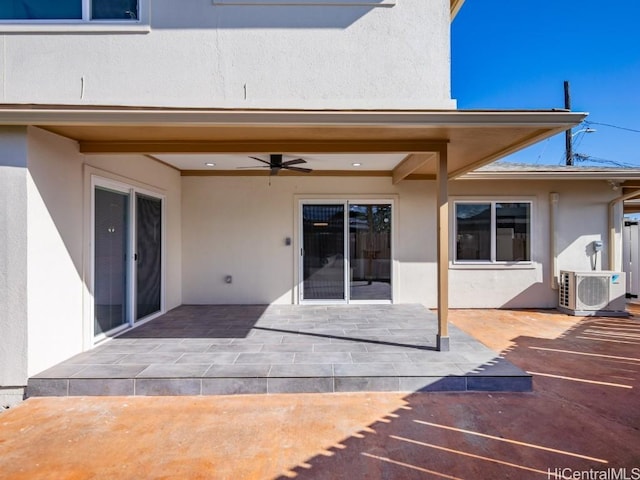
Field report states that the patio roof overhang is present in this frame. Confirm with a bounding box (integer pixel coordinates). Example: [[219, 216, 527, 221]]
[[0, 106, 586, 180], [0, 104, 586, 351]]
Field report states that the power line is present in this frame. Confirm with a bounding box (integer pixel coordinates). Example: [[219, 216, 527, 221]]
[[584, 121, 640, 134], [574, 153, 637, 168]]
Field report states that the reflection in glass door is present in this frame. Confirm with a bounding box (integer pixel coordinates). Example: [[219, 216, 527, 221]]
[[302, 204, 346, 301], [300, 201, 392, 303], [94, 187, 130, 336], [349, 204, 392, 301], [136, 194, 162, 320]]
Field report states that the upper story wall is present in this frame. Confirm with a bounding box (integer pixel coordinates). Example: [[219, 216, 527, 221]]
[[0, 0, 455, 110]]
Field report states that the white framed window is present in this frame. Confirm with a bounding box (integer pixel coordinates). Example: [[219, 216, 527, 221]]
[[1, 0, 138, 21], [0, 0, 149, 33], [454, 200, 532, 264]]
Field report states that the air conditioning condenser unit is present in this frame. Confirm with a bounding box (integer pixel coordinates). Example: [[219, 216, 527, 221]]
[[559, 270, 627, 316]]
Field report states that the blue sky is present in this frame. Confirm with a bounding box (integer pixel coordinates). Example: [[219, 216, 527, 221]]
[[452, 0, 640, 167]]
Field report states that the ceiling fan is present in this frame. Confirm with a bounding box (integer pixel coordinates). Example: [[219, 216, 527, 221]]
[[240, 154, 313, 176]]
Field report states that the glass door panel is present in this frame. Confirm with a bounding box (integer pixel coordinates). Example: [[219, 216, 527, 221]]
[[302, 204, 345, 301], [94, 187, 129, 335], [135, 193, 162, 320], [349, 204, 392, 301]]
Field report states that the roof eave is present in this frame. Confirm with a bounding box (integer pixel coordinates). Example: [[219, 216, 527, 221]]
[[459, 171, 640, 181]]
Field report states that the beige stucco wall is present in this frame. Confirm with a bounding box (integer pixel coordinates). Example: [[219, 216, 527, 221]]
[[181, 176, 436, 305], [449, 179, 619, 308], [181, 175, 620, 309], [26, 127, 182, 376], [0, 127, 29, 403], [0, 0, 454, 110]]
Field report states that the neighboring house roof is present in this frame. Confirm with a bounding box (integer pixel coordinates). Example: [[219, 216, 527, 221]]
[[461, 162, 640, 181]]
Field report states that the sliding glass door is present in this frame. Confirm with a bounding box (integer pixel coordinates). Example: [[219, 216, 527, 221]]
[[302, 204, 346, 301], [349, 204, 392, 301], [94, 187, 130, 335], [136, 193, 162, 321], [93, 179, 163, 339], [300, 200, 392, 303]]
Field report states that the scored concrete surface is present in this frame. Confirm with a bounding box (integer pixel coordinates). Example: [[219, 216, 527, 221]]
[[28, 305, 530, 396], [1, 308, 638, 479]]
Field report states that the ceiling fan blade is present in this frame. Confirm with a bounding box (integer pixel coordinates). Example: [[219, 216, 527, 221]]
[[237, 166, 270, 169], [284, 166, 313, 173], [249, 156, 273, 166], [282, 158, 307, 166]]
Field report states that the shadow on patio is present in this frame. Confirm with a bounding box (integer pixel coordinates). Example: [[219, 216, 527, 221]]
[[272, 309, 640, 479], [27, 304, 530, 396]]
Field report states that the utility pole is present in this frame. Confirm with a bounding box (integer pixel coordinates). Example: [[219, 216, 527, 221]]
[[564, 80, 573, 166]]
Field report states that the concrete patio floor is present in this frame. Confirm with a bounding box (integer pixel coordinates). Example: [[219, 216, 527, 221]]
[[1, 308, 638, 479], [27, 305, 530, 396]]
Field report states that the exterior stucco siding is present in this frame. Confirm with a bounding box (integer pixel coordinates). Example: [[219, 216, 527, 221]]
[[0, 0, 454, 109]]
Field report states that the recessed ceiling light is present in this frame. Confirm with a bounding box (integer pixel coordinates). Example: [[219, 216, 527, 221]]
[[352, 163, 362, 167], [205, 162, 216, 167]]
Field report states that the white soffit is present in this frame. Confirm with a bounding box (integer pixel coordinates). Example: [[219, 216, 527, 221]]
[[156, 153, 405, 171]]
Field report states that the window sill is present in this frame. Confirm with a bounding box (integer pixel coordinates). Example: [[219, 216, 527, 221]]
[[450, 262, 537, 271], [213, 0, 395, 6], [0, 23, 150, 34]]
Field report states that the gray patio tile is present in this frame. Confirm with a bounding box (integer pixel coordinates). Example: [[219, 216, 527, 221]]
[[176, 353, 240, 365], [458, 360, 527, 376], [63, 352, 126, 364], [267, 377, 334, 394], [71, 365, 148, 379], [136, 364, 211, 378], [31, 364, 89, 378], [202, 378, 267, 395], [69, 379, 134, 396], [335, 377, 399, 392], [135, 379, 201, 396], [399, 376, 467, 392], [312, 343, 368, 353], [206, 344, 263, 353], [364, 343, 430, 353], [181, 338, 234, 345], [234, 352, 295, 364], [268, 364, 333, 378], [280, 335, 331, 344], [351, 352, 409, 364], [344, 329, 391, 336], [153, 343, 212, 353], [260, 344, 313, 353], [203, 364, 271, 378], [116, 353, 184, 364], [231, 335, 284, 345], [405, 351, 472, 364], [27, 379, 69, 397], [92, 340, 160, 354], [332, 363, 397, 377], [393, 363, 465, 376], [294, 352, 352, 364]]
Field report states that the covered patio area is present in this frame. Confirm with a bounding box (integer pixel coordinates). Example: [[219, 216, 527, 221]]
[[28, 305, 530, 396]]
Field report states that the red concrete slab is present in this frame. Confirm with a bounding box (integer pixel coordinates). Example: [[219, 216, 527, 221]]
[[1, 308, 639, 479]]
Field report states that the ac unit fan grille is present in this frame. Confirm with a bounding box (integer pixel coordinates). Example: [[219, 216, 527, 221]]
[[577, 276, 609, 308]]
